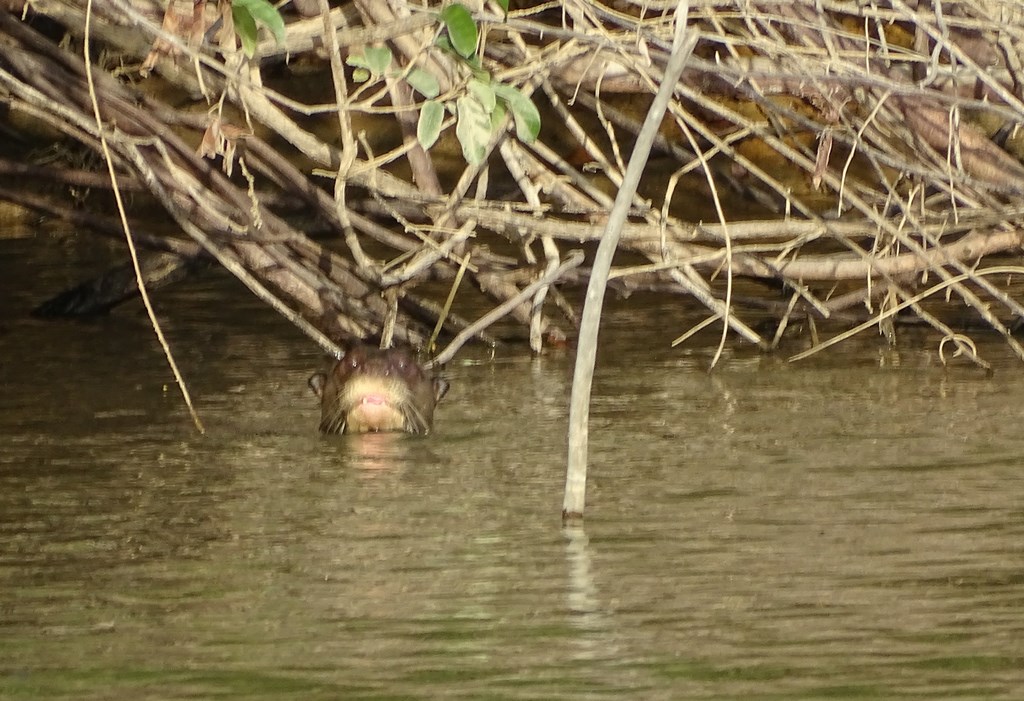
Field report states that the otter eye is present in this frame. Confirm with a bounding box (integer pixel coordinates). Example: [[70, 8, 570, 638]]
[[348, 356, 360, 369]]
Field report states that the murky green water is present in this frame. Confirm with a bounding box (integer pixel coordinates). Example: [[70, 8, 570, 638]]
[[2, 233, 1023, 699]]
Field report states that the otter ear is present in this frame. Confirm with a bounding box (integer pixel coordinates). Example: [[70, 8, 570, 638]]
[[308, 372, 327, 398], [433, 377, 450, 403]]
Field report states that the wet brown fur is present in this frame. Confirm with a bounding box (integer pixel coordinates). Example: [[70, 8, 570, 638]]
[[309, 345, 449, 435]]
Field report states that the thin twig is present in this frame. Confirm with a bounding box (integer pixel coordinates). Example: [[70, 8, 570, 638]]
[[83, 0, 204, 434]]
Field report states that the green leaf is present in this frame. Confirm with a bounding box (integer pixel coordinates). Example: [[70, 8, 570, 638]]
[[467, 78, 496, 113], [231, 0, 285, 49], [352, 67, 370, 83], [347, 46, 392, 79], [440, 3, 478, 59], [418, 100, 445, 150], [489, 99, 507, 132], [364, 46, 393, 75], [434, 35, 454, 55], [493, 83, 541, 142], [455, 95, 492, 164], [232, 6, 258, 57], [406, 68, 440, 99]]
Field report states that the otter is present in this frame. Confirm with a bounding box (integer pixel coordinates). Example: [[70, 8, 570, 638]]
[[308, 345, 449, 435]]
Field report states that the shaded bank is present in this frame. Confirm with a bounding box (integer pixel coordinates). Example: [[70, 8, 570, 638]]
[[2, 1, 1024, 369]]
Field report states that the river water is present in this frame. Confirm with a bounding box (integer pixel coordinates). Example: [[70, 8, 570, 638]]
[[1, 230, 1023, 699]]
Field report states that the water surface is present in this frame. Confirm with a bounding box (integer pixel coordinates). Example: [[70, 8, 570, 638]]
[[1, 233, 1022, 699]]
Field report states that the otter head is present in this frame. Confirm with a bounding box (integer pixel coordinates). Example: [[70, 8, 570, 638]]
[[308, 345, 450, 435]]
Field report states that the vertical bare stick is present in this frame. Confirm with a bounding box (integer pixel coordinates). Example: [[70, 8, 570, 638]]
[[563, 3, 696, 520]]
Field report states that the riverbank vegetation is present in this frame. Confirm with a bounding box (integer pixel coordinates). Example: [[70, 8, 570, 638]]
[[3, 0, 1024, 372]]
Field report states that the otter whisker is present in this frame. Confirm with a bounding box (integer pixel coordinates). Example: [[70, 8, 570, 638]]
[[403, 403, 428, 435], [320, 404, 349, 435]]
